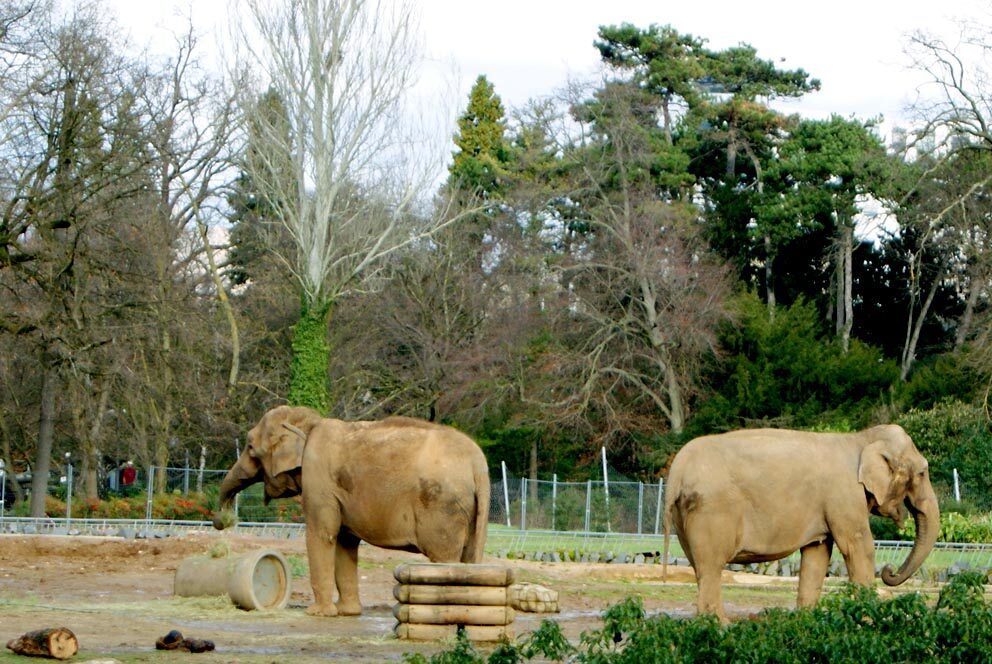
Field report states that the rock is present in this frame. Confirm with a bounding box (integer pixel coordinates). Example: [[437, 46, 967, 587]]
[[117, 527, 136, 539], [610, 554, 628, 564], [634, 554, 645, 565], [21, 525, 38, 535], [551, 552, 561, 563]]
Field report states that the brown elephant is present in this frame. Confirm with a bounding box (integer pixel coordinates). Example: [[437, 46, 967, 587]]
[[212, 406, 490, 617], [663, 424, 939, 620]]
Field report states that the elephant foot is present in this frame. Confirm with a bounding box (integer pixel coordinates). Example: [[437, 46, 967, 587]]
[[335, 600, 362, 616], [306, 603, 339, 617]]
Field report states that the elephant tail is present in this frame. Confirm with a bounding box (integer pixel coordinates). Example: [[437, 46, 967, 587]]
[[462, 456, 490, 563]]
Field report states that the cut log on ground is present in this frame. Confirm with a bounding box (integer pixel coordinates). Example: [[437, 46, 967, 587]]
[[394, 622, 514, 642], [508, 582, 560, 613], [393, 603, 515, 626], [393, 584, 508, 606], [6, 627, 78, 660], [393, 563, 515, 587]]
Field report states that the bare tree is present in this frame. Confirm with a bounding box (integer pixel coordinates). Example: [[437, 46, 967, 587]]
[[234, 0, 468, 412], [523, 81, 732, 436]]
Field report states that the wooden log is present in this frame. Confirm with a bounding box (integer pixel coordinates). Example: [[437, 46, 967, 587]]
[[393, 584, 508, 606], [393, 603, 515, 626], [508, 582, 560, 613], [394, 622, 514, 642], [6, 628, 78, 660], [393, 563, 515, 587]]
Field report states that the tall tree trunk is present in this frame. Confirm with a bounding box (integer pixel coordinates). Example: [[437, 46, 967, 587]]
[[288, 299, 332, 414], [901, 275, 940, 380], [666, 368, 685, 434], [29, 365, 57, 517], [661, 98, 673, 145], [955, 271, 983, 352], [83, 380, 111, 499], [195, 210, 240, 393], [836, 221, 853, 353], [764, 234, 776, 317], [0, 411, 25, 504]]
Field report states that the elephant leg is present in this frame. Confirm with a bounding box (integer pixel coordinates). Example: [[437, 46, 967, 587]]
[[683, 515, 733, 621], [305, 504, 342, 617], [835, 528, 876, 586], [334, 531, 362, 616], [797, 539, 832, 607]]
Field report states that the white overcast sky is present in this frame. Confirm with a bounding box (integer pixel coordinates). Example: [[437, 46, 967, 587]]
[[106, 0, 988, 136]]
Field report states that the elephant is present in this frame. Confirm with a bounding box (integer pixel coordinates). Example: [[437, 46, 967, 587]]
[[212, 405, 490, 617], [662, 424, 939, 620]]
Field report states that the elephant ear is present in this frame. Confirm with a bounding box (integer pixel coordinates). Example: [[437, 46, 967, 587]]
[[256, 406, 320, 478], [858, 440, 904, 520], [264, 424, 305, 477]]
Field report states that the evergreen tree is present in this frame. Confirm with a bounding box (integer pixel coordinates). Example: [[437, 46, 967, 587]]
[[448, 75, 510, 198]]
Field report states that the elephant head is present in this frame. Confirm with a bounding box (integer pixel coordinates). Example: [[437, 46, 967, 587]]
[[858, 424, 940, 586], [212, 405, 322, 529]]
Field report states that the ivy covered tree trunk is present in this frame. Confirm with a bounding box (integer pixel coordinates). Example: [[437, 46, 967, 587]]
[[287, 300, 332, 414]]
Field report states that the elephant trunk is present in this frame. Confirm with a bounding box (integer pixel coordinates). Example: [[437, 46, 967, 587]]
[[212, 456, 262, 530], [880, 487, 940, 586]]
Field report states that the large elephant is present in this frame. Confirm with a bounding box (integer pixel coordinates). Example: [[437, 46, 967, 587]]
[[212, 406, 490, 617], [663, 424, 939, 620]]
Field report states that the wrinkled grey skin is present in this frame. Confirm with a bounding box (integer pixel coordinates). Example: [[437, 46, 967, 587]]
[[663, 424, 940, 620], [213, 405, 490, 617]]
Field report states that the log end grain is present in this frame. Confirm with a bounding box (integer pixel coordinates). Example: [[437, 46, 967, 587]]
[[6, 627, 79, 660]]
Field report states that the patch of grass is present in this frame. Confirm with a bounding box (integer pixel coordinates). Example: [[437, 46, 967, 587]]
[[287, 554, 308, 578]]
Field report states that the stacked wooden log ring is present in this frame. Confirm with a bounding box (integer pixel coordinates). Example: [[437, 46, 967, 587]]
[[393, 562, 516, 641]]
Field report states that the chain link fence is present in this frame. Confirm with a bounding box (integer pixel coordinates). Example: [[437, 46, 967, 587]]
[[490, 476, 665, 534]]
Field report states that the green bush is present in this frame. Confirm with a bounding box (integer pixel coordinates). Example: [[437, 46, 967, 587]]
[[897, 400, 992, 509], [413, 573, 992, 663], [691, 294, 898, 434]]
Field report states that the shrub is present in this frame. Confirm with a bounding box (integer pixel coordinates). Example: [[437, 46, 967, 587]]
[[415, 573, 992, 663], [897, 400, 992, 509], [691, 293, 898, 434]]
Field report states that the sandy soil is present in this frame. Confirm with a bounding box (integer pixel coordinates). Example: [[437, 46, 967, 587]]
[[0, 532, 802, 662]]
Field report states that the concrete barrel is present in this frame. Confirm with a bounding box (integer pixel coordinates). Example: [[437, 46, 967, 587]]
[[174, 549, 291, 611]]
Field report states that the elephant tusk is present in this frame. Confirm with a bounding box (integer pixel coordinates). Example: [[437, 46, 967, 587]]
[[282, 422, 307, 440]]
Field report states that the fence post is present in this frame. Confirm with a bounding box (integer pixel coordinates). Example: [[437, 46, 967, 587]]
[[145, 466, 155, 528], [501, 461, 511, 527], [637, 481, 644, 535], [552, 473, 557, 531], [601, 447, 611, 532], [584, 480, 592, 532], [183, 450, 190, 496], [520, 478, 527, 531], [954, 468, 961, 502], [654, 478, 664, 535], [65, 452, 73, 528], [196, 445, 206, 493]]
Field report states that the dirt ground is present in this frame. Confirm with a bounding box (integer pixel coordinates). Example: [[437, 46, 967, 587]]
[[0, 533, 839, 662]]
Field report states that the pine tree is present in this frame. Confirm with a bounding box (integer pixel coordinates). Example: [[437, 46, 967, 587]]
[[449, 75, 510, 198]]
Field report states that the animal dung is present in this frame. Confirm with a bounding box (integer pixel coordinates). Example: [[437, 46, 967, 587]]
[[174, 549, 291, 611], [392, 563, 517, 641]]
